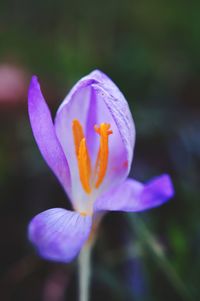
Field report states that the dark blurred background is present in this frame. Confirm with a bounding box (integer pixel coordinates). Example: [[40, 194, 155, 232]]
[[0, 1, 200, 300]]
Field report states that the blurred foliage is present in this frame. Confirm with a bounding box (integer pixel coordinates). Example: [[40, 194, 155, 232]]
[[0, 0, 200, 300]]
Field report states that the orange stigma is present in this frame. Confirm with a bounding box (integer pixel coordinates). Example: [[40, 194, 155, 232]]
[[94, 123, 113, 188], [72, 119, 113, 194]]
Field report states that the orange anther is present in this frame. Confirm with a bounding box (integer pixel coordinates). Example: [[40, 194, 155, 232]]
[[77, 138, 92, 194], [72, 120, 91, 194], [72, 119, 84, 156]]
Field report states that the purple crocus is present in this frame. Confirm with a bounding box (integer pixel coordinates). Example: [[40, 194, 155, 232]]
[[28, 70, 174, 262]]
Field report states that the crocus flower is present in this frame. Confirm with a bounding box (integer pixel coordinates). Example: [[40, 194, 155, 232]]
[[28, 70, 174, 262]]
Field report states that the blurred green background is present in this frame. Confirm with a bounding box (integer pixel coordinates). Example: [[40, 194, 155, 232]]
[[0, 0, 200, 300]]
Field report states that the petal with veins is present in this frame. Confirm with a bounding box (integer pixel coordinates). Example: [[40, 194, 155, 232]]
[[28, 208, 92, 262]]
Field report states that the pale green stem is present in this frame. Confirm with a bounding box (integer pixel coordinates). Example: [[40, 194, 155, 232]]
[[78, 243, 92, 301]]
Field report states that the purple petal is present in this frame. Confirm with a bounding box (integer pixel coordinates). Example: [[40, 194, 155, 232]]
[[90, 70, 135, 171], [94, 174, 174, 212], [28, 76, 71, 197], [28, 208, 92, 262], [56, 71, 135, 171], [54, 70, 135, 207]]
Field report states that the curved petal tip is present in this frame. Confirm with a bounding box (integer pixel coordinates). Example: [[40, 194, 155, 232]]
[[143, 174, 175, 202], [29, 75, 39, 92]]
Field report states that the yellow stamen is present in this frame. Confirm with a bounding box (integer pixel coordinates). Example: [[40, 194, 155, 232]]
[[94, 123, 113, 188], [72, 120, 91, 194], [72, 119, 113, 193]]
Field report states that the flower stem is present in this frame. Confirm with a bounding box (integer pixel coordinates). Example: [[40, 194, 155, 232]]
[[78, 243, 92, 301]]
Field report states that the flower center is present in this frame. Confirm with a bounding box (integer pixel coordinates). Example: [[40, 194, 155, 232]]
[[72, 119, 113, 194]]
